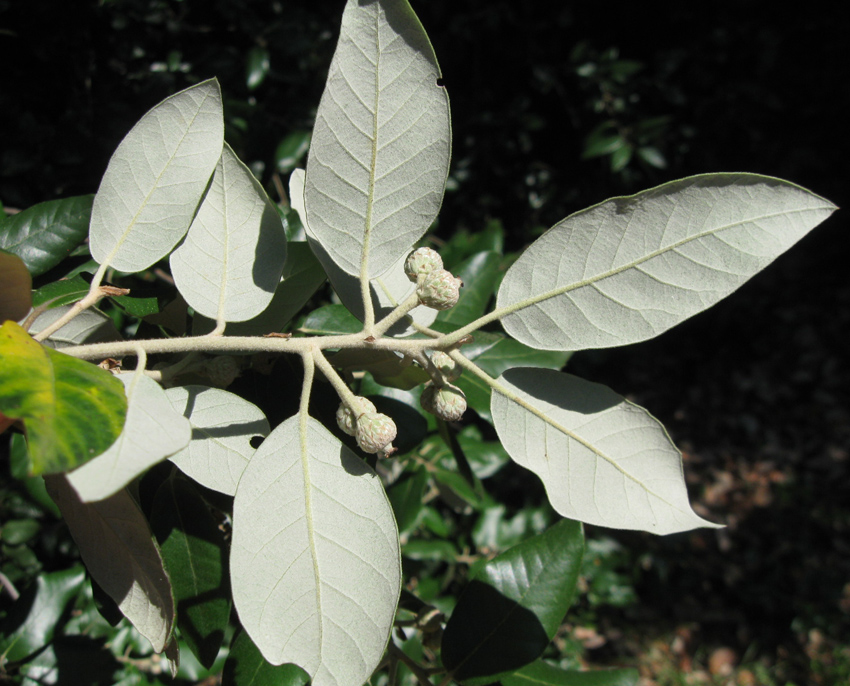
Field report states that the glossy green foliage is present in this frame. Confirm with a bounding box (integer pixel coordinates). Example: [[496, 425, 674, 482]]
[[0, 566, 86, 665], [223, 632, 311, 686], [151, 476, 231, 668], [0, 196, 93, 276], [442, 520, 585, 685]]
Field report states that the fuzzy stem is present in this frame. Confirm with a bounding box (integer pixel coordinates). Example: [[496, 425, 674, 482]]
[[32, 262, 113, 343], [299, 349, 315, 419], [372, 290, 422, 337], [59, 328, 472, 361], [312, 349, 360, 408]]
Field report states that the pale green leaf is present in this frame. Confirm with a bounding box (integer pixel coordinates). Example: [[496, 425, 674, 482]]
[[89, 79, 224, 273], [497, 174, 836, 351], [304, 0, 450, 278], [44, 475, 176, 653], [193, 242, 327, 336], [29, 305, 121, 349], [171, 143, 287, 323], [491, 368, 719, 534], [293, 167, 436, 336], [288, 169, 308, 242], [231, 416, 401, 686], [66, 372, 191, 502], [165, 385, 269, 496]]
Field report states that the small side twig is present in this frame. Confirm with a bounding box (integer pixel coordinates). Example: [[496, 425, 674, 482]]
[[388, 642, 441, 686]]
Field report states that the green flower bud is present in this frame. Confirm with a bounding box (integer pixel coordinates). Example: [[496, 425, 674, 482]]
[[336, 397, 377, 436], [430, 350, 461, 382], [404, 247, 443, 283], [417, 269, 462, 310], [420, 383, 467, 422], [356, 412, 398, 454]]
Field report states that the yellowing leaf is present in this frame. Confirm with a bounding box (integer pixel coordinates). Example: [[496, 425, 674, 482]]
[[0, 321, 127, 475]]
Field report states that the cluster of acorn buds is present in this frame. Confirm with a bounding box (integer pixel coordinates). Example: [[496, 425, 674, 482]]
[[336, 397, 397, 456], [420, 382, 467, 422], [404, 247, 463, 311]]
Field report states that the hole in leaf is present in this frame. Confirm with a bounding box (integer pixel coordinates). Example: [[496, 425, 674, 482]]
[[250, 435, 265, 449], [436, 77, 445, 87]]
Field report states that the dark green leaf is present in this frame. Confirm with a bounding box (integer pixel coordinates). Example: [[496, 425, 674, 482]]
[[502, 660, 639, 686], [16, 635, 122, 686], [437, 417, 483, 498], [246, 46, 270, 90], [151, 476, 231, 669], [610, 145, 633, 172], [0, 321, 128, 475], [442, 519, 585, 685], [0, 195, 93, 276], [437, 251, 502, 327], [300, 303, 361, 335], [0, 519, 40, 545], [582, 132, 623, 160], [330, 349, 430, 391], [420, 506, 450, 538], [388, 468, 429, 534], [275, 131, 311, 174], [112, 293, 163, 318], [0, 565, 86, 663], [222, 630, 310, 686], [0, 249, 32, 323], [31, 275, 90, 309], [432, 467, 486, 509], [457, 427, 510, 479], [473, 506, 551, 552], [441, 220, 505, 268], [370, 395, 427, 455]]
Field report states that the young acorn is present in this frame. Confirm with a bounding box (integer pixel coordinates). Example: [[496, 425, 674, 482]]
[[336, 397, 376, 437], [355, 412, 398, 455], [404, 246, 443, 282], [420, 383, 467, 422], [417, 269, 463, 311]]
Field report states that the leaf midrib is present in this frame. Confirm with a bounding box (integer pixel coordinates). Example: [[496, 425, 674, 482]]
[[501, 204, 830, 317], [99, 87, 213, 269]]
